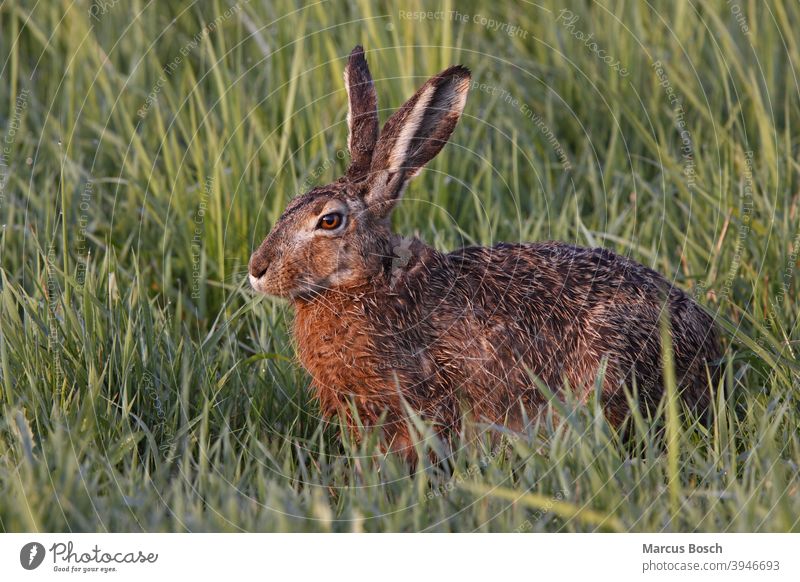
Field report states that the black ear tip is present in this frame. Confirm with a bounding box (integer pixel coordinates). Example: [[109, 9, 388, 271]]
[[348, 45, 371, 71], [451, 64, 471, 79], [438, 64, 471, 85]]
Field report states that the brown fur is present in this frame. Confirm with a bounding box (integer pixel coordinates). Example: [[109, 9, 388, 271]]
[[249, 46, 721, 459]]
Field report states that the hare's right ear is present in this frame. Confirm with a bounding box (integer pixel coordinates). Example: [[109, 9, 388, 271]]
[[363, 65, 471, 218], [344, 46, 379, 181]]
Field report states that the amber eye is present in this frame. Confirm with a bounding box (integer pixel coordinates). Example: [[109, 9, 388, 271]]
[[317, 212, 344, 230]]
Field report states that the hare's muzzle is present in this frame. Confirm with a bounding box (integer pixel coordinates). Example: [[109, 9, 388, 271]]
[[248, 249, 270, 289], [249, 255, 268, 278]]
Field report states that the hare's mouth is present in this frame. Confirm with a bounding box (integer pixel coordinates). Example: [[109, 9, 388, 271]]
[[248, 274, 273, 298], [248, 271, 284, 297], [249, 270, 326, 302], [248, 273, 265, 293]]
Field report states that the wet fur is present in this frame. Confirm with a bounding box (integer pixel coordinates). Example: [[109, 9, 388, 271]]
[[250, 46, 721, 458], [293, 236, 720, 453]]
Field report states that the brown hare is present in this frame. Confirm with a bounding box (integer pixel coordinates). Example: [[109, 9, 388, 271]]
[[249, 45, 720, 458]]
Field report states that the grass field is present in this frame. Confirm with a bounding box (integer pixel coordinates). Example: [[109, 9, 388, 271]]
[[0, 0, 798, 532]]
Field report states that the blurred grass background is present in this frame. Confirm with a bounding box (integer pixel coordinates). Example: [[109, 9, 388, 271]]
[[0, 0, 798, 531]]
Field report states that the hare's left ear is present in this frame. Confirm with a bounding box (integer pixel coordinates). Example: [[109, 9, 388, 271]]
[[363, 64, 471, 218], [344, 46, 379, 180]]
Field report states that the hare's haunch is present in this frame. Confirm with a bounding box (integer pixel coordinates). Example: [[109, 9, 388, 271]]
[[249, 46, 720, 457]]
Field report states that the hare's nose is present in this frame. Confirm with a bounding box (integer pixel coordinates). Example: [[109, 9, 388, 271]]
[[248, 252, 270, 279]]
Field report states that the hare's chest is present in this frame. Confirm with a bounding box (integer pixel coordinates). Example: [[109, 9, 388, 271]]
[[292, 301, 383, 395]]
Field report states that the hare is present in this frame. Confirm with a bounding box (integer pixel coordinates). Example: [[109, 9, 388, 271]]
[[249, 46, 720, 457]]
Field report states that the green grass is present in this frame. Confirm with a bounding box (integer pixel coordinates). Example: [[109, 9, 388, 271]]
[[1, 0, 798, 532]]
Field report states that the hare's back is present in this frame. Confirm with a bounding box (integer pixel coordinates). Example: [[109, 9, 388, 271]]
[[445, 240, 673, 306], [438, 241, 718, 406]]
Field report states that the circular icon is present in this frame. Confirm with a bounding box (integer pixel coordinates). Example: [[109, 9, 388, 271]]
[[20, 542, 46, 570]]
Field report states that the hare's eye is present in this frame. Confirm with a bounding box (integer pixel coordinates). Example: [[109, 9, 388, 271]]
[[317, 212, 344, 230]]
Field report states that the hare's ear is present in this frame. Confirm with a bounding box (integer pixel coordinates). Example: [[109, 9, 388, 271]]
[[344, 46, 379, 181], [364, 65, 470, 217]]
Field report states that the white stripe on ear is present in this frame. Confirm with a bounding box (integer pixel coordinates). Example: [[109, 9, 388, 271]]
[[386, 83, 436, 173], [344, 66, 353, 152], [451, 76, 469, 119]]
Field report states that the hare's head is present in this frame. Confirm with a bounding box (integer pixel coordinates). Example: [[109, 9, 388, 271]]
[[249, 46, 470, 300]]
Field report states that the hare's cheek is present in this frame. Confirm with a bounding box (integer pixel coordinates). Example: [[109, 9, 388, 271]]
[[319, 247, 343, 279]]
